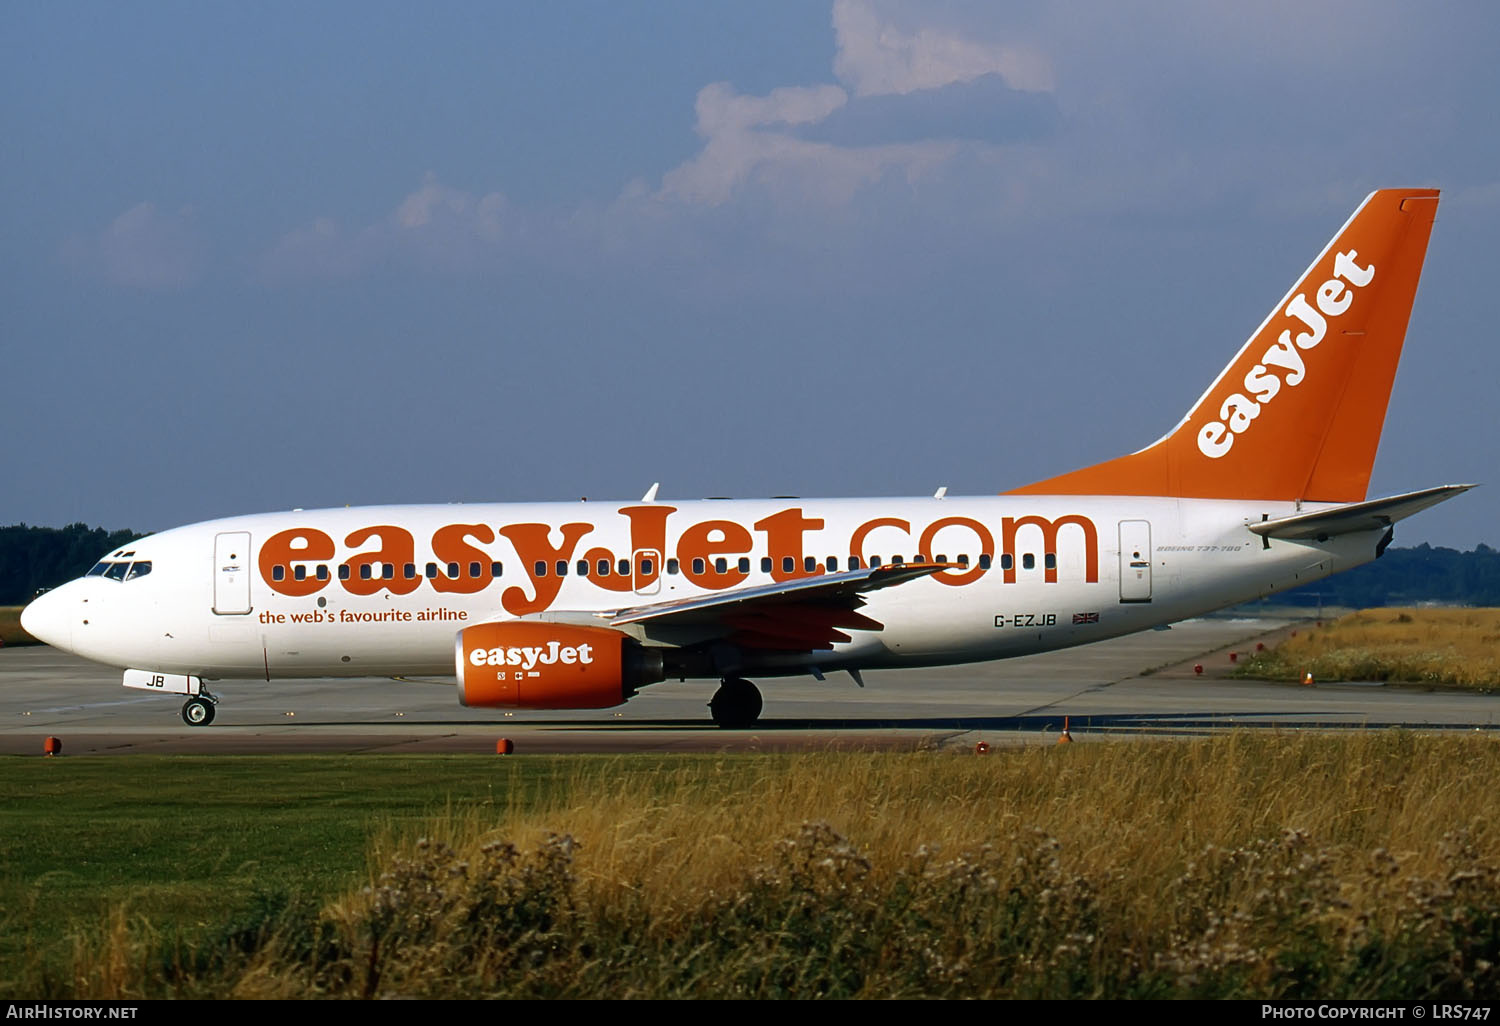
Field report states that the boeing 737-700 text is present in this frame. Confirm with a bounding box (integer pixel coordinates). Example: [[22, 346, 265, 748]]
[[21, 188, 1472, 727]]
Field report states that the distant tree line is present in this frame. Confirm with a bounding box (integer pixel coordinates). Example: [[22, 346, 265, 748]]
[[1274, 543, 1500, 608], [0, 524, 145, 605], [0, 523, 1496, 609]]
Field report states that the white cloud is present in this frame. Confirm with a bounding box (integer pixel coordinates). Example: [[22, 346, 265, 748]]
[[693, 81, 848, 137], [658, 81, 957, 208], [263, 4, 1064, 278], [831, 0, 1054, 96], [256, 2, 1490, 289], [63, 202, 204, 290], [262, 174, 510, 281]]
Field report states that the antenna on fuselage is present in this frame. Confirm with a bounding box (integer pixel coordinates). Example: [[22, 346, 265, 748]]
[[641, 482, 660, 503]]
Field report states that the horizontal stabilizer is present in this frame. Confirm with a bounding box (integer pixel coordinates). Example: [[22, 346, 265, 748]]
[[1248, 484, 1475, 541]]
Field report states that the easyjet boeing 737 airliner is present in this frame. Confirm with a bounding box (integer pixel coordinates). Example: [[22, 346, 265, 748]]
[[21, 189, 1472, 727]]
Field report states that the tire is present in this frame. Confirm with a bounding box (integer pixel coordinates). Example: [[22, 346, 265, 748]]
[[182, 696, 216, 726], [709, 677, 763, 728]]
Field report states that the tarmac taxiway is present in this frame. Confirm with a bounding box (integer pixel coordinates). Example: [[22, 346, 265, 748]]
[[2, 617, 1497, 755]]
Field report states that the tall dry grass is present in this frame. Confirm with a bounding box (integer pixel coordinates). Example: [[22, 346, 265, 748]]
[[41, 734, 1500, 999], [1238, 608, 1500, 689]]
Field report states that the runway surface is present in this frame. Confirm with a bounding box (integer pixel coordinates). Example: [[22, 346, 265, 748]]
[[3, 617, 1498, 755]]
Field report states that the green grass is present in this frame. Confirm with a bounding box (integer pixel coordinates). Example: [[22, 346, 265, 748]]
[[0, 606, 36, 646], [0, 755, 583, 983]]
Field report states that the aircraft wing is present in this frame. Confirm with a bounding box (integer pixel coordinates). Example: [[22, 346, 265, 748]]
[[604, 563, 952, 650], [1248, 484, 1476, 541]]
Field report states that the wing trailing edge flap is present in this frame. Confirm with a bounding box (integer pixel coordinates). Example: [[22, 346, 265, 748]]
[[1248, 484, 1476, 541], [571, 563, 956, 651]]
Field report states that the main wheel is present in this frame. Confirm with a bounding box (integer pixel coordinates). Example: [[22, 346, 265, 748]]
[[709, 677, 763, 728], [181, 696, 216, 726]]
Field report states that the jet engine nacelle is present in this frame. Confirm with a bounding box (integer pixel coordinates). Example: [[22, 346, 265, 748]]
[[454, 622, 664, 709]]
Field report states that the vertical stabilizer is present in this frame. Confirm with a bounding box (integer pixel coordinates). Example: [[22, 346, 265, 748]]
[[1008, 189, 1439, 502]]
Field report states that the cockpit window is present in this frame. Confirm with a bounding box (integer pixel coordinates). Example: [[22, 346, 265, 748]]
[[90, 558, 153, 581]]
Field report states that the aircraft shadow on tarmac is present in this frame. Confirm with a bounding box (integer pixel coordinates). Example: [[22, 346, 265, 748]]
[[224, 711, 1500, 735]]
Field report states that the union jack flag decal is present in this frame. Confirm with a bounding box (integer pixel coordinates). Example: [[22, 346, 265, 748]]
[[1072, 612, 1100, 624]]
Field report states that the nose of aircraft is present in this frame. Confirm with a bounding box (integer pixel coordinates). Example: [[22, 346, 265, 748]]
[[20, 587, 73, 651]]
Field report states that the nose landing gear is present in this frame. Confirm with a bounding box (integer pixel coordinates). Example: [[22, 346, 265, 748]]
[[708, 677, 763, 728], [181, 688, 219, 727]]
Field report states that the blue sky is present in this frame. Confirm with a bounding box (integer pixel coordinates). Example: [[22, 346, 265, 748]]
[[4, 1, 1497, 548]]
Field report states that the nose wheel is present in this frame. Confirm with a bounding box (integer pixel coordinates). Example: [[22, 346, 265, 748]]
[[181, 693, 218, 726], [709, 677, 762, 728]]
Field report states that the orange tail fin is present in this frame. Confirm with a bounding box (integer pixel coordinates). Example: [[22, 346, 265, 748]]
[[1008, 188, 1439, 502]]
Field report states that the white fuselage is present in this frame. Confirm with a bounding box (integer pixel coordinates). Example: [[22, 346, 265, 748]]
[[24, 494, 1376, 683]]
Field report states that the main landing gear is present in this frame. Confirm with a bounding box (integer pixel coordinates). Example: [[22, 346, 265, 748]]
[[181, 688, 219, 727], [709, 677, 762, 729]]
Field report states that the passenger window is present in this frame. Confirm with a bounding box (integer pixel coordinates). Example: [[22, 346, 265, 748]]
[[738, 557, 750, 574], [892, 555, 905, 565], [761, 557, 772, 573], [597, 559, 610, 576], [491, 562, 504, 578], [316, 565, 329, 581], [804, 556, 817, 572], [339, 565, 351, 581], [848, 555, 862, 570], [1022, 554, 1035, 570], [1000, 554, 1013, 571], [692, 558, 706, 575], [667, 559, 679, 575], [957, 554, 969, 567], [577, 560, 590, 577], [126, 561, 152, 581], [870, 556, 882, 568], [782, 556, 794, 573], [270, 565, 285, 583], [535, 561, 548, 577], [425, 563, 438, 579], [617, 559, 629, 577], [293, 565, 307, 581], [826, 556, 838, 571], [469, 561, 482, 578], [359, 565, 372, 580], [555, 560, 569, 577], [446, 562, 460, 579], [404, 563, 417, 579], [383, 563, 396, 580], [980, 553, 994, 570], [641, 558, 655, 575], [915, 553, 928, 564], [1045, 553, 1057, 570], [714, 557, 727, 574]]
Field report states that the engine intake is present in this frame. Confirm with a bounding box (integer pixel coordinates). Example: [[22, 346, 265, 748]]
[[455, 622, 664, 709]]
